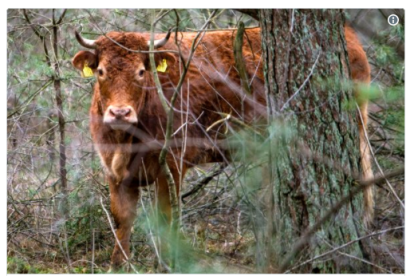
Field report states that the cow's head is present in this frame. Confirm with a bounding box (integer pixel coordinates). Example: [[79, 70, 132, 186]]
[[72, 30, 173, 131]]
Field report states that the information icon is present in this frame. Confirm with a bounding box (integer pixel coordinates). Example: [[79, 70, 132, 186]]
[[388, 14, 399, 26]]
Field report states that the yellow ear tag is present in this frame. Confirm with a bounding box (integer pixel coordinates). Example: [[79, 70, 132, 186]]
[[82, 62, 94, 78], [156, 59, 168, 73]]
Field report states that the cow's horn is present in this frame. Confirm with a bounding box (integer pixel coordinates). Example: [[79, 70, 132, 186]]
[[148, 28, 172, 49], [75, 30, 97, 49]]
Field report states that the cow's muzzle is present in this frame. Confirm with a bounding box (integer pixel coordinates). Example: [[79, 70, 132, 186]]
[[103, 105, 138, 131]]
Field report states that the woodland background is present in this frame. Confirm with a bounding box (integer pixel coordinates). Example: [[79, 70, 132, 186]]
[[7, 9, 404, 273]]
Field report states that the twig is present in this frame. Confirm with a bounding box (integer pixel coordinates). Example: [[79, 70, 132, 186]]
[[22, 9, 43, 39], [22, 10, 52, 67], [172, 111, 204, 137], [337, 250, 393, 273], [56, 224, 73, 273], [149, 9, 219, 229], [357, 104, 405, 209], [207, 112, 264, 137], [91, 228, 95, 274], [281, 51, 321, 111], [148, 11, 222, 270], [181, 164, 227, 202], [138, 164, 161, 265], [284, 225, 404, 273], [139, 192, 171, 272], [56, 9, 67, 25], [99, 197, 139, 273]]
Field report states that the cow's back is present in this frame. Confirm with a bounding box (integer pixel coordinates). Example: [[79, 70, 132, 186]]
[[153, 27, 266, 127]]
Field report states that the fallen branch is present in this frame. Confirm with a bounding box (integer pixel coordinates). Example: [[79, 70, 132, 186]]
[[181, 164, 227, 203]]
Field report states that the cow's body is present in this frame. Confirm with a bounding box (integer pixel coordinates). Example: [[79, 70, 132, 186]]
[[90, 28, 265, 184], [72, 26, 372, 268]]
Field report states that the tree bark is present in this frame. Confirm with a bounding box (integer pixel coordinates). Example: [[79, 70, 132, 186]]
[[259, 9, 368, 273]]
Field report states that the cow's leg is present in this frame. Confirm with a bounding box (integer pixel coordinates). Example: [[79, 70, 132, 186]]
[[155, 165, 186, 224], [357, 99, 374, 226], [109, 177, 140, 269], [154, 165, 186, 268]]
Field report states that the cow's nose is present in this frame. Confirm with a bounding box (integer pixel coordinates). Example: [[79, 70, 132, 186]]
[[109, 106, 131, 120], [104, 105, 138, 129]]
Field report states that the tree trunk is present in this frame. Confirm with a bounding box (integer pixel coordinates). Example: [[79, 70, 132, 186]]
[[52, 10, 68, 218], [259, 9, 369, 273]]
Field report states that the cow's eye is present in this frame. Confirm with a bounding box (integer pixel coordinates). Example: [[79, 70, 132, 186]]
[[98, 68, 104, 77], [138, 69, 145, 78]]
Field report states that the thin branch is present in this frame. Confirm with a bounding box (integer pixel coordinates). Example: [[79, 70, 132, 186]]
[[278, 167, 404, 273], [181, 164, 227, 202], [7, 80, 53, 119], [280, 51, 321, 111], [337, 250, 393, 273], [207, 111, 264, 137], [22, 9, 43, 39], [56, 9, 67, 25], [284, 225, 404, 273], [22, 9, 51, 66], [172, 111, 204, 137], [61, 225, 73, 272], [357, 104, 405, 209], [149, 9, 219, 227], [99, 197, 139, 273], [139, 191, 171, 272]]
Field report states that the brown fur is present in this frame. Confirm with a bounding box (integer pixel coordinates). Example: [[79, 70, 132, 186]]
[[344, 26, 373, 225], [72, 26, 373, 267]]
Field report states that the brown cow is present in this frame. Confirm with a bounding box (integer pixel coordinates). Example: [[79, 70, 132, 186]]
[[72, 25, 372, 268]]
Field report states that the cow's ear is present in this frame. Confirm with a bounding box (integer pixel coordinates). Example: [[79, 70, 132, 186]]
[[153, 52, 176, 72], [72, 51, 98, 72]]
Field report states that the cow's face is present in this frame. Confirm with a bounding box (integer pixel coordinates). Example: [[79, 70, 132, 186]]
[[72, 31, 171, 131]]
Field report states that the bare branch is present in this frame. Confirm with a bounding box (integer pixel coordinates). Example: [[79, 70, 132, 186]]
[[281, 51, 321, 111], [279, 167, 404, 273], [357, 104, 405, 209], [233, 21, 251, 96], [99, 197, 138, 273], [148, 9, 220, 228], [285, 225, 404, 273], [181, 164, 227, 202]]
